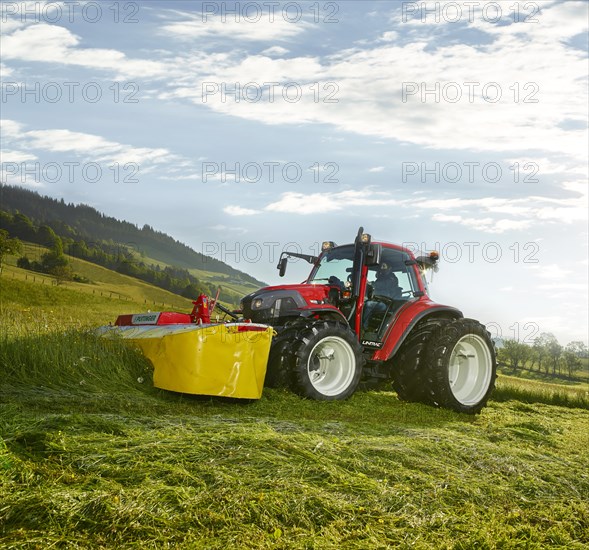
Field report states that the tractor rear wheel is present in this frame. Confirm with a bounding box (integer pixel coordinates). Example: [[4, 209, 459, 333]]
[[392, 318, 449, 403], [423, 318, 496, 414], [289, 321, 364, 400]]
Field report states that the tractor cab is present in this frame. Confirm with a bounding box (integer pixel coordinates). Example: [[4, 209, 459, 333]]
[[304, 241, 424, 347]]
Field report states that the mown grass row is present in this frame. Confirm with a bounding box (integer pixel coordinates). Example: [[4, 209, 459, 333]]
[[2, 325, 589, 548], [495, 374, 589, 409]]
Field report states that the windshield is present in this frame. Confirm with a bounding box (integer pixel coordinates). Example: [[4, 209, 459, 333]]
[[308, 245, 354, 286], [308, 245, 419, 295]]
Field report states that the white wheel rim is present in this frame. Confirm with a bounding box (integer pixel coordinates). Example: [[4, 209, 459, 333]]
[[307, 336, 356, 396], [448, 334, 493, 406]]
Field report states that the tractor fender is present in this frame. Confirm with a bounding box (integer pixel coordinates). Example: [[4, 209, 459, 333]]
[[371, 300, 462, 362]]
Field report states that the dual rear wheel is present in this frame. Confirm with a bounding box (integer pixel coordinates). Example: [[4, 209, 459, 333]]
[[393, 318, 497, 414]]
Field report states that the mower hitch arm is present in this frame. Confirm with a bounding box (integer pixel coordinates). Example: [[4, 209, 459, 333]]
[[215, 303, 240, 320]]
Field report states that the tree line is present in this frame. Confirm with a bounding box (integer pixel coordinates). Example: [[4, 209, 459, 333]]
[[0, 209, 223, 301], [0, 184, 264, 287], [498, 334, 588, 380]]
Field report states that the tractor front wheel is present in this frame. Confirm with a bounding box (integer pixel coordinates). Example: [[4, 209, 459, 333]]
[[289, 321, 364, 400]]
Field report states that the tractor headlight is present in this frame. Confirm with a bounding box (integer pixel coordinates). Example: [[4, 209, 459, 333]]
[[322, 241, 336, 251], [361, 233, 371, 244]]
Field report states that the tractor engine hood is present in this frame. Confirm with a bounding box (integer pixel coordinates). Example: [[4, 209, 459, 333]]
[[241, 283, 332, 324]]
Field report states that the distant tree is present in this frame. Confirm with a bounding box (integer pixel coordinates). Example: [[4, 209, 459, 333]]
[[40, 237, 71, 283], [50, 264, 74, 285], [181, 283, 202, 300], [16, 256, 31, 270], [37, 224, 59, 248], [546, 338, 563, 376], [532, 335, 550, 372], [500, 339, 531, 371], [12, 212, 36, 241], [564, 341, 587, 378], [68, 240, 89, 258], [533, 333, 559, 375], [0, 229, 23, 274]]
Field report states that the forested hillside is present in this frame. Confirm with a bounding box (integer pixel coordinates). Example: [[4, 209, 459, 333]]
[[0, 185, 264, 287]]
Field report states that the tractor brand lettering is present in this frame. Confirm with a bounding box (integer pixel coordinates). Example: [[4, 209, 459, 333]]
[[1, 162, 139, 185], [1, 82, 140, 104], [201, 82, 339, 104], [132, 313, 161, 325], [1, 2, 140, 23], [201, 162, 339, 184], [401, 2, 540, 24], [401, 161, 539, 184], [362, 340, 383, 348], [402, 82, 540, 104], [201, 2, 339, 23]]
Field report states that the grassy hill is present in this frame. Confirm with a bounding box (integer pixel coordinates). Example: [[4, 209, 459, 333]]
[[1, 276, 588, 548], [0, 184, 266, 289], [1, 242, 249, 331]]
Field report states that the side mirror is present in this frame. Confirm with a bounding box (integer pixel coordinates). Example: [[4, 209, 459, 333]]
[[366, 243, 382, 266], [278, 257, 288, 277]]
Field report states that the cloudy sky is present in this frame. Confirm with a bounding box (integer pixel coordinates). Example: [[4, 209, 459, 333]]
[[1, 0, 587, 345]]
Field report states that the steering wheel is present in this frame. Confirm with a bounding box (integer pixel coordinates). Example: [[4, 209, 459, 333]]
[[371, 294, 396, 305]]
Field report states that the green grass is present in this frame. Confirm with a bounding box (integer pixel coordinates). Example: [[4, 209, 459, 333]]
[[5, 242, 194, 310], [495, 374, 589, 409], [1, 276, 588, 548]]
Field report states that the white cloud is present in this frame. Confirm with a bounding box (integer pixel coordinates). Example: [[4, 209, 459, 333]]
[[0, 150, 37, 163], [4, 4, 586, 174], [225, 185, 587, 231], [223, 206, 261, 216], [368, 166, 384, 173], [0, 63, 14, 78], [153, 1, 588, 174], [379, 31, 398, 42], [1, 119, 184, 175], [261, 46, 290, 56], [161, 11, 310, 42], [264, 190, 404, 215], [1, 23, 168, 78]]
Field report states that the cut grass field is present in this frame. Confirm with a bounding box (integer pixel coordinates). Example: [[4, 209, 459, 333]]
[[1, 276, 588, 548]]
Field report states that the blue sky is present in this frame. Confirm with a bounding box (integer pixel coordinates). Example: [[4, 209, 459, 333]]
[[1, 0, 587, 345]]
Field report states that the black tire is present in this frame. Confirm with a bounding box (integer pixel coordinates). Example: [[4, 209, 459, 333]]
[[423, 318, 497, 414], [391, 318, 449, 403], [264, 325, 301, 388], [288, 321, 364, 400]]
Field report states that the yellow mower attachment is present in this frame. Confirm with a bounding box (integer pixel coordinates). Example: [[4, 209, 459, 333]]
[[99, 323, 273, 399]]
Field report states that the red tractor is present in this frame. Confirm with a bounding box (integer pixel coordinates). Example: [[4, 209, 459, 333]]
[[238, 227, 497, 414]]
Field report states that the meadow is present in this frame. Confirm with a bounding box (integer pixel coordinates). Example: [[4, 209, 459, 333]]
[[1, 274, 588, 549]]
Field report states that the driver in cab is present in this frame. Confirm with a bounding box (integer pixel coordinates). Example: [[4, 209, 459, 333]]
[[371, 262, 402, 300], [362, 262, 403, 331]]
